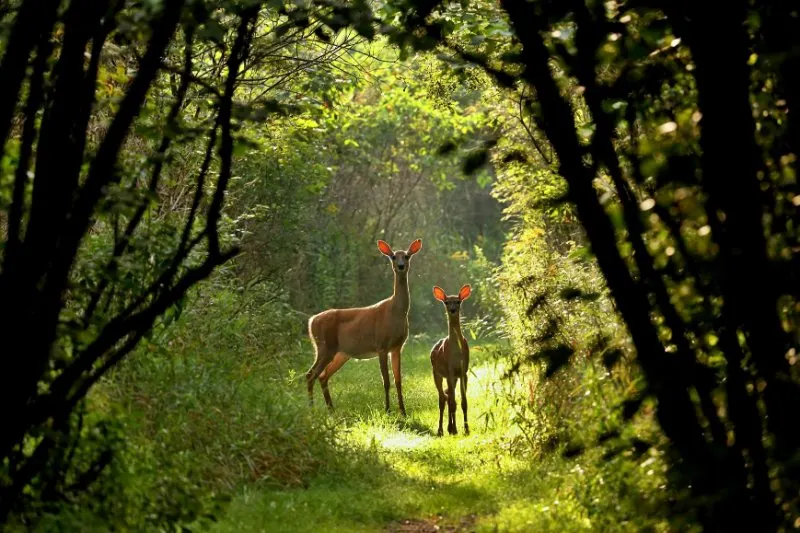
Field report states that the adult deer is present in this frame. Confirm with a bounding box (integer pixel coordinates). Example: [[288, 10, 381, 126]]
[[306, 239, 422, 415], [430, 284, 471, 436]]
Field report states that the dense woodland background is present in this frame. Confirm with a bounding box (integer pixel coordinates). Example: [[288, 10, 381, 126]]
[[0, 0, 798, 531]]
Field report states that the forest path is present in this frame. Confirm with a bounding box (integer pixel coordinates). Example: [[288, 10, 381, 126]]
[[209, 340, 548, 533]]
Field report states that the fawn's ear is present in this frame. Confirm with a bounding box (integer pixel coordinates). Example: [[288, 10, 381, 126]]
[[433, 286, 447, 302], [458, 284, 472, 301], [377, 240, 394, 256], [407, 239, 422, 256]]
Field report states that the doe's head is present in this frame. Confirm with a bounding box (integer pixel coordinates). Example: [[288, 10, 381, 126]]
[[377, 239, 422, 273], [433, 284, 471, 316]]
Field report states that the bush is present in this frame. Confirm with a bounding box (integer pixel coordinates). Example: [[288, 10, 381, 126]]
[[488, 158, 679, 526], [22, 272, 339, 530]]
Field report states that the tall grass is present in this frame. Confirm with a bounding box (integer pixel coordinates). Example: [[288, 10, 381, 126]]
[[36, 275, 340, 530]]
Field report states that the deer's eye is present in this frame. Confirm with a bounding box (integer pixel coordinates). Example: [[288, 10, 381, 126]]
[[391, 255, 396, 260]]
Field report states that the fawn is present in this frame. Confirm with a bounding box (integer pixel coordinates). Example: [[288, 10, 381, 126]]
[[306, 239, 422, 415], [430, 284, 471, 436]]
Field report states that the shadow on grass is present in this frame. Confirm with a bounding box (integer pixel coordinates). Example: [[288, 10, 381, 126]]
[[211, 443, 497, 533], [397, 417, 436, 436]]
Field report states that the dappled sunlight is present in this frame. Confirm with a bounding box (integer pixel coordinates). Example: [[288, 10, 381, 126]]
[[312, 341, 538, 491], [374, 432, 430, 450], [468, 359, 504, 384]]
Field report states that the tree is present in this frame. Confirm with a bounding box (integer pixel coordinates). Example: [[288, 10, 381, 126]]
[[0, 0, 280, 518]]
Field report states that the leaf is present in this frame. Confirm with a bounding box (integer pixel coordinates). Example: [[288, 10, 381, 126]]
[[290, 13, 310, 29], [602, 348, 624, 369], [630, 438, 652, 458], [622, 395, 645, 420], [470, 35, 486, 45], [525, 293, 547, 317], [558, 287, 600, 302], [587, 335, 609, 355], [530, 193, 569, 210], [354, 19, 376, 40], [563, 443, 585, 458], [539, 344, 575, 378], [199, 18, 226, 44], [462, 148, 489, 175], [500, 51, 523, 63], [501, 150, 529, 164], [602, 446, 625, 461], [437, 141, 457, 155], [532, 318, 558, 344], [314, 27, 331, 43], [597, 429, 620, 444], [461, 137, 498, 175], [567, 245, 593, 263]]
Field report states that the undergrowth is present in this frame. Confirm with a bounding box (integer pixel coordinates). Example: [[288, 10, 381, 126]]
[[21, 271, 686, 532], [209, 341, 679, 533]]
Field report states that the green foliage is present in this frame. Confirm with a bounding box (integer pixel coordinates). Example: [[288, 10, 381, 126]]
[[226, 51, 507, 332], [491, 159, 649, 455], [24, 272, 335, 530]]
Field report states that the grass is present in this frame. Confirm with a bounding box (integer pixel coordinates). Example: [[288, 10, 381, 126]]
[[206, 338, 671, 533]]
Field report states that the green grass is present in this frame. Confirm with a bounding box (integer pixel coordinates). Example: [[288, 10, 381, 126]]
[[207, 338, 671, 533]]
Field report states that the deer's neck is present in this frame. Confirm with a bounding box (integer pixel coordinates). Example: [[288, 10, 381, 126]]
[[447, 314, 463, 344], [391, 271, 410, 314]]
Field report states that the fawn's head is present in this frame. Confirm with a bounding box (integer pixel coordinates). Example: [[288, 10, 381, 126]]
[[433, 285, 471, 316], [377, 239, 422, 273]]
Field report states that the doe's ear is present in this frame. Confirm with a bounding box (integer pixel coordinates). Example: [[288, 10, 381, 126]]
[[407, 239, 422, 256], [377, 240, 394, 256], [433, 286, 447, 302], [458, 284, 472, 301]]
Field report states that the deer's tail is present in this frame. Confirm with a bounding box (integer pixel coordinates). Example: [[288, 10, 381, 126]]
[[308, 314, 316, 339]]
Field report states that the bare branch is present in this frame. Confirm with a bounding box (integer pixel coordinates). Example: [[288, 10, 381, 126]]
[[84, 26, 197, 323]]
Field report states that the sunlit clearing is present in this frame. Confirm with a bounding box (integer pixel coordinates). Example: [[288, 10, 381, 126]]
[[469, 361, 500, 384], [375, 431, 429, 450]]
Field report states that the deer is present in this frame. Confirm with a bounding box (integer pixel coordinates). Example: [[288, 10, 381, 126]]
[[430, 284, 472, 436], [306, 239, 422, 415]]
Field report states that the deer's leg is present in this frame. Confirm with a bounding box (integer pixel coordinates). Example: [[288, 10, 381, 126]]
[[319, 352, 349, 411], [446, 373, 458, 435], [434, 371, 446, 437], [390, 348, 406, 416], [460, 371, 469, 436], [306, 346, 332, 406], [379, 352, 391, 413]]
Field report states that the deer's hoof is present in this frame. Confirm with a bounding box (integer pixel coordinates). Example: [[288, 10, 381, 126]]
[[437, 428, 444, 437], [448, 426, 457, 436], [464, 425, 470, 436]]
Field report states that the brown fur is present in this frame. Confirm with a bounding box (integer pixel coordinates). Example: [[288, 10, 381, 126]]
[[306, 239, 421, 414], [430, 285, 471, 436]]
